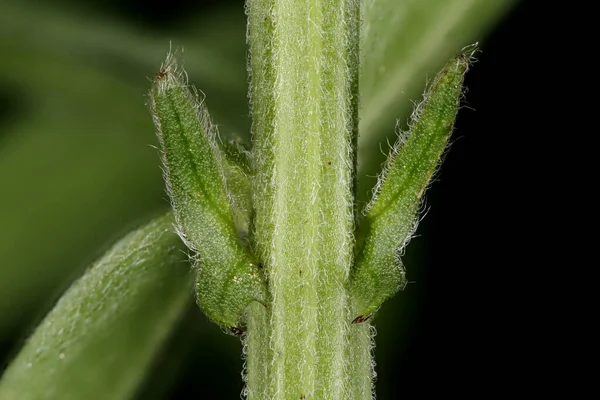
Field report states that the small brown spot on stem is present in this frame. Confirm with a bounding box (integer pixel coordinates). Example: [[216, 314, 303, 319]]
[[352, 314, 372, 324]]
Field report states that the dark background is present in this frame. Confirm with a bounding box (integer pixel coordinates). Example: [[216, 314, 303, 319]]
[[0, 0, 534, 397]]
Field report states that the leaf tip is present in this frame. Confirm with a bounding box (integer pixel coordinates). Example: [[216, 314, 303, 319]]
[[151, 51, 186, 94], [452, 42, 479, 76]]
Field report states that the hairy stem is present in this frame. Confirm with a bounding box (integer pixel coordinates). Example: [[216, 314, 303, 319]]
[[246, 0, 361, 398]]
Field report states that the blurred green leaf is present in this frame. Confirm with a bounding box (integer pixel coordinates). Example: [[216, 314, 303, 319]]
[[0, 0, 249, 136], [0, 213, 192, 400], [0, 49, 168, 337], [0, 1, 249, 338], [358, 0, 517, 200]]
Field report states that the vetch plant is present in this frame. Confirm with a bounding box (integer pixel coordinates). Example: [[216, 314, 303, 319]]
[[0, 0, 515, 399]]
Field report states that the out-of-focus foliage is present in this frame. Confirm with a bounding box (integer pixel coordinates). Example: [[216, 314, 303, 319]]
[[0, 213, 192, 400], [0, 0, 248, 338], [0, 0, 516, 398]]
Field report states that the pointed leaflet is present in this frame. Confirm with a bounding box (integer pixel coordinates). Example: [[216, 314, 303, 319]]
[[0, 213, 191, 400], [149, 55, 267, 332], [350, 47, 476, 322]]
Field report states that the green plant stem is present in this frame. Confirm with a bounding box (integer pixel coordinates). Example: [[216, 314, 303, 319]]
[[246, 0, 361, 398], [347, 323, 375, 399]]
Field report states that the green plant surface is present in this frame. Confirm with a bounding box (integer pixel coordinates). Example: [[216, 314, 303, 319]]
[[149, 57, 267, 330], [0, 0, 519, 398], [0, 214, 192, 400], [350, 49, 475, 322], [0, 1, 245, 98], [246, 0, 359, 397], [0, 0, 514, 340], [217, 139, 254, 235], [0, 50, 166, 336]]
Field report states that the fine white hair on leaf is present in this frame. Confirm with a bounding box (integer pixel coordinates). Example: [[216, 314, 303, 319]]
[[350, 48, 475, 329], [149, 51, 268, 331]]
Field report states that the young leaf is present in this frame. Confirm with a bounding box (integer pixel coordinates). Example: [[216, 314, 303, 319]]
[[0, 49, 169, 339], [0, 213, 192, 400], [149, 54, 267, 332], [350, 47, 476, 322]]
